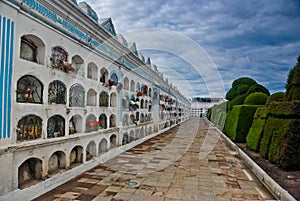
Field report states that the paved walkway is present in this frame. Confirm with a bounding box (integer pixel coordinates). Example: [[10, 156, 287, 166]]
[[34, 118, 275, 201]]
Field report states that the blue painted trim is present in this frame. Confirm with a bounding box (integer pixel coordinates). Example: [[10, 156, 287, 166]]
[[0, 17, 6, 139], [3, 19, 11, 139], [109, 70, 119, 85], [7, 21, 14, 138], [109, 70, 118, 78], [0, 15, 2, 139], [0, 15, 14, 140]]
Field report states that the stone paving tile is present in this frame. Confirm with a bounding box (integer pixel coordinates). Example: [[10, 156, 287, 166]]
[[34, 118, 275, 201]]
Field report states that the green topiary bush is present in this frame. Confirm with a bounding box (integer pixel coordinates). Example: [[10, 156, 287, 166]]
[[285, 56, 300, 101], [260, 100, 300, 170], [208, 102, 228, 127], [215, 101, 228, 113], [257, 56, 300, 170], [217, 111, 227, 130], [246, 107, 269, 151], [244, 92, 268, 105], [260, 117, 300, 170], [226, 87, 240, 101], [237, 84, 250, 95], [259, 117, 274, 159], [223, 109, 238, 139], [225, 77, 269, 111], [207, 107, 212, 120], [229, 93, 248, 110], [211, 108, 222, 124], [267, 100, 300, 117], [224, 105, 259, 142], [266, 92, 285, 105], [246, 84, 270, 96], [225, 78, 256, 101], [232, 77, 257, 88]]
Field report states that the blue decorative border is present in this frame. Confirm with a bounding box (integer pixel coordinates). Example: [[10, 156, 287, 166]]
[[0, 15, 14, 139]]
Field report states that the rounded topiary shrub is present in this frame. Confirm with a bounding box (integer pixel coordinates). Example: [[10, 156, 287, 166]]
[[232, 77, 256, 88], [247, 84, 270, 96], [244, 92, 268, 105], [237, 84, 250, 94], [226, 77, 256, 101], [226, 87, 239, 101]]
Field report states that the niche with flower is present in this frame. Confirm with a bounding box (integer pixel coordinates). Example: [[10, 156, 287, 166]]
[[17, 115, 42, 141], [50, 46, 75, 72], [16, 75, 43, 104]]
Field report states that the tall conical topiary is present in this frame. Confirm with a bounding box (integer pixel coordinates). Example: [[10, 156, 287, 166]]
[[285, 56, 300, 101]]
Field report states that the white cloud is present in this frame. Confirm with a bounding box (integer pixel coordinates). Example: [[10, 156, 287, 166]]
[[82, 0, 300, 98]]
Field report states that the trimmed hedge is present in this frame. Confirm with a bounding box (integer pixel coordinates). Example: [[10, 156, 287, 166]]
[[211, 108, 221, 124], [268, 100, 300, 117], [244, 92, 268, 105], [207, 107, 212, 120], [266, 92, 285, 105], [224, 105, 258, 142], [208, 102, 228, 127], [260, 117, 300, 170], [223, 108, 239, 140], [246, 107, 269, 151], [217, 111, 227, 130]]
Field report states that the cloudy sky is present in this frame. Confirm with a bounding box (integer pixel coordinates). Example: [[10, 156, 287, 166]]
[[83, 0, 300, 98]]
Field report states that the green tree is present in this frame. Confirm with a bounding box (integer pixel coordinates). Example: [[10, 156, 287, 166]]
[[285, 55, 300, 101]]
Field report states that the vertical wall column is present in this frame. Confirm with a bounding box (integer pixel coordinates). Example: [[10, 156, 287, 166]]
[[0, 15, 14, 140]]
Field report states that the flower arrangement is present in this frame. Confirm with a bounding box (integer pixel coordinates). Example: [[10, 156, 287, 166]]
[[23, 87, 33, 102], [50, 57, 75, 72], [108, 79, 115, 86], [87, 121, 98, 127]]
